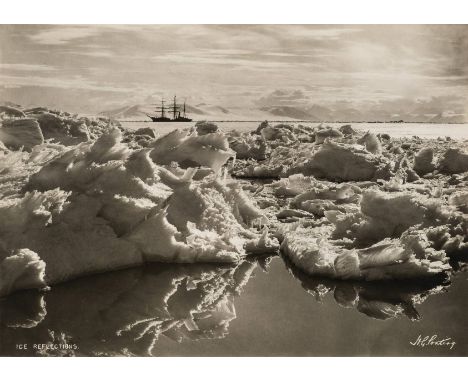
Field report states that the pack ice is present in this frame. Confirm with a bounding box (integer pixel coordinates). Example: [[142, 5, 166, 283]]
[[1, 110, 467, 297], [0, 113, 278, 296], [228, 122, 467, 281]]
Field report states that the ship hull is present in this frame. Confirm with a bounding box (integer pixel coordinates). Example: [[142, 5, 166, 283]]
[[149, 116, 172, 122], [173, 117, 192, 122], [149, 116, 192, 122]]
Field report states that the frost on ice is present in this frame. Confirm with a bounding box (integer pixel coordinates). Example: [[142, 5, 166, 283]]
[[300, 140, 391, 181], [276, 174, 466, 281], [0, 248, 46, 297], [229, 122, 467, 282], [149, 128, 235, 172], [0, 119, 44, 151], [0, 121, 276, 296], [0, 109, 467, 297]]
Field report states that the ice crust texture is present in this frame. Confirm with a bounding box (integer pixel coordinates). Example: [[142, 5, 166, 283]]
[[0, 110, 276, 296], [1, 109, 467, 297], [228, 122, 467, 281]]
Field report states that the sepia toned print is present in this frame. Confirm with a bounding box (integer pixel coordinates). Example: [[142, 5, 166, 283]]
[[0, 25, 467, 356]]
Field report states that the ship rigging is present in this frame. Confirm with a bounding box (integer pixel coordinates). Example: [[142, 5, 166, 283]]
[[147, 96, 192, 122]]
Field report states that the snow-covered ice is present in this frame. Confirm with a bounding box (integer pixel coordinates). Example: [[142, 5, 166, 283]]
[[0, 109, 467, 297]]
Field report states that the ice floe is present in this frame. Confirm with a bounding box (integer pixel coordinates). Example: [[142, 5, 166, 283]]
[[0, 125, 275, 296], [0, 112, 467, 297]]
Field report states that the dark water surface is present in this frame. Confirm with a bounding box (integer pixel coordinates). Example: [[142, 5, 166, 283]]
[[1, 256, 467, 356]]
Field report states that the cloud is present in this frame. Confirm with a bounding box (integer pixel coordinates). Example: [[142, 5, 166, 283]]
[[29, 26, 103, 45], [0, 63, 57, 72], [256, 89, 310, 106], [152, 49, 293, 69], [68, 50, 115, 58], [283, 26, 362, 40], [1, 25, 467, 114], [0, 73, 131, 93]]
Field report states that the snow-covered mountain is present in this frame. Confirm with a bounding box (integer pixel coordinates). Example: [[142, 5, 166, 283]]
[[99, 103, 221, 120], [99, 103, 305, 121], [98, 105, 150, 119], [259, 106, 318, 120], [98, 102, 467, 123]]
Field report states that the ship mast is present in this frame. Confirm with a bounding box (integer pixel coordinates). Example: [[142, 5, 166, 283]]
[[160, 99, 166, 118], [149, 95, 191, 122]]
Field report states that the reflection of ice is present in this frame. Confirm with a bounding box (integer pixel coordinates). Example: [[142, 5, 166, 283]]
[[0, 291, 47, 329], [0, 260, 257, 356], [283, 254, 451, 321]]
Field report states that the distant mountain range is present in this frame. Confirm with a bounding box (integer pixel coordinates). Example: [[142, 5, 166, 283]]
[[89, 102, 465, 123], [99, 103, 300, 121], [2, 97, 466, 123]]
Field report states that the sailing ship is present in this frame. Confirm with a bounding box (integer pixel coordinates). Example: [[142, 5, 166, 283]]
[[147, 96, 192, 122]]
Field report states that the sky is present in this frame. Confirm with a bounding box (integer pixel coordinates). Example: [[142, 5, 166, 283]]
[[0, 24, 467, 115]]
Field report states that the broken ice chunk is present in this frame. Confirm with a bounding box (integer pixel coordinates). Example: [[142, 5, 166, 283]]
[[0, 249, 47, 297]]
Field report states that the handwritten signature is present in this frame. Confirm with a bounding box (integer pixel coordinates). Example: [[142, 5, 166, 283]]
[[410, 334, 456, 350]]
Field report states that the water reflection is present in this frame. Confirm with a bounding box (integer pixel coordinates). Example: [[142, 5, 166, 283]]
[[283, 255, 452, 321], [1, 254, 465, 356], [0, 260, 256, 356]]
